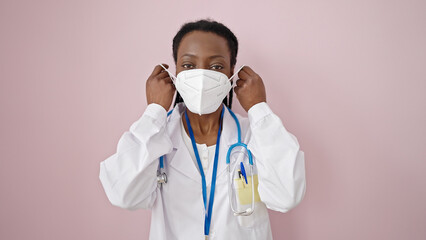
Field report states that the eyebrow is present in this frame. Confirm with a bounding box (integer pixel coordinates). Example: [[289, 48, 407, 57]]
[[180, 54, 225, 59]]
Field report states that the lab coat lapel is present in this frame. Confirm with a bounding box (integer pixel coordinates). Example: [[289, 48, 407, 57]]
[[167, 104, 202, 184], [205, 107, 237, 185]]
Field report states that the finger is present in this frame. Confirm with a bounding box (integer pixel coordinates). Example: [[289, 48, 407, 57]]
[[235, 79, 245, 87], [151, 63, 169, 76], [155, 71, 170, 80], [160, 75, 174, 84], [164, 77, 176, 89], [241, 65, 256, 75], [238, 68, 251, 80], [233, 86, 241, 95], [160, 63, 170, 73]]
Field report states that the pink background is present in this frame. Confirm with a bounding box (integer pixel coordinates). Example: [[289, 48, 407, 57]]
[[1, 0, 425, 239]]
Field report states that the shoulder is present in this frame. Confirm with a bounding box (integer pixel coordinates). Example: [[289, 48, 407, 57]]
[[162, 103, 185, 137], [166, 102, 185, 122], [224, 107, 251, 134], [227, 102, 275, 133]]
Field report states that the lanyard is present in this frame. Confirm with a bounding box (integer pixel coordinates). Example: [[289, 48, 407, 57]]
[[184, 107, 224, 237]]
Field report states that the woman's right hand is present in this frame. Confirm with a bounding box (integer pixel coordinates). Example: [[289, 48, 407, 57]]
[[146, 64, 175, 111]]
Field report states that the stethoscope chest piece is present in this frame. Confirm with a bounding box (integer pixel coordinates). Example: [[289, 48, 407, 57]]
[[157, 169, 167, 187]]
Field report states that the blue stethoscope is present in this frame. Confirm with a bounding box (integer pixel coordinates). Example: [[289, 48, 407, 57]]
[[156, 104, 255, 237]]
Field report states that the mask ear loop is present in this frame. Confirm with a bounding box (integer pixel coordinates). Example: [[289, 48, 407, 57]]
[[229, 65, 245, 88], [159, 64, 177, 84]]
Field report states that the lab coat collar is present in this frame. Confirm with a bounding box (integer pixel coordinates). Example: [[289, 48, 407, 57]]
[[166, 103, 238, 185]]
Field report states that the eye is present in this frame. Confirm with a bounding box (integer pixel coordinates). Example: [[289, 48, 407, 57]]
[[210, 64, 224, 70], [182, 63, 194, 69]]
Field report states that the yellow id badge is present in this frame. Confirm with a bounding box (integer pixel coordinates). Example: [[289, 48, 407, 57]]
[[234, 174, 261, 205]]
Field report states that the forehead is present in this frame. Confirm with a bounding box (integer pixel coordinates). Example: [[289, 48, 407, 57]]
[[177, 31, 230, 59]]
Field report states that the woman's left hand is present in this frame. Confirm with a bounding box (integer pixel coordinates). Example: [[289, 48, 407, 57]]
[[233, 66, 267, 112]]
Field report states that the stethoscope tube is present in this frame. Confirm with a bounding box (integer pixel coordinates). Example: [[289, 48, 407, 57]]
[[225, 106, 255, 216], [157, 109, 174, 188]]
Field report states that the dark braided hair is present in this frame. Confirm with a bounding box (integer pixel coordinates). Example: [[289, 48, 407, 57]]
[[172, 19, 239, 109]]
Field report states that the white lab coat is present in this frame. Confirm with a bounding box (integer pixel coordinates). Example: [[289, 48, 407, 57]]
[[99, 102, 306, 240]]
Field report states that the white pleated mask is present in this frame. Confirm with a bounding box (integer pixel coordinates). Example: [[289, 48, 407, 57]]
[[160, 64, 244, 115]]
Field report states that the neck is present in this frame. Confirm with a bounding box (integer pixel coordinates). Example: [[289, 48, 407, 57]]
[[183, 105, 224, 145]]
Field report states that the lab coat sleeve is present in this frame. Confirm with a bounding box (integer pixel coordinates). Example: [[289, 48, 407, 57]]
[[247, 102, 306, 213], [99, 103, 173, 210]]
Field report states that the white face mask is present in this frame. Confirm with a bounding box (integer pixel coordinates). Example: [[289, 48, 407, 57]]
[[160, 64, 245, 115]]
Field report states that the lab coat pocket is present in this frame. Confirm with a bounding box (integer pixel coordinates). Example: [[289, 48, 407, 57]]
[[234, 175, 261, 205], [236, 202, 269, 229], [234, 175, 268, 229]]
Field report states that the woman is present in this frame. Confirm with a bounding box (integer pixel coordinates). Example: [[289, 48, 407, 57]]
[[99, 19, 306, 240]]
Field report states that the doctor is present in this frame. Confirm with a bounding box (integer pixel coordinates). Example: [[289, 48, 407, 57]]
[[99, 19, 306, 240]]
